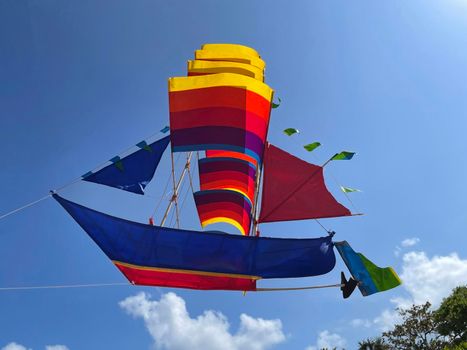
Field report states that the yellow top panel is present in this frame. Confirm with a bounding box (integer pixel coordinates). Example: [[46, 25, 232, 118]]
[[200, 43, 260, 58], [168, 73, 273, 101], [187, 60, 264, 81], [195, 50, 266, 71]]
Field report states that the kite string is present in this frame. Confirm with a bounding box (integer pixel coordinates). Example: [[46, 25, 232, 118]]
[[0, 282, 130, 291], [0, 194, 52, 221], [255, 283, 343, 292], [0, 127, 170, 223]]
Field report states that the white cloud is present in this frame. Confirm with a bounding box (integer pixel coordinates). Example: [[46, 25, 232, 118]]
[[394, 237, 420, 256], [1, 344, 69, 350], [398, 251, 467, 306], [120, 292, 285, 350], [401, 238, 420, 248], [373, 309, 402, 332], [1, 344, 29, 350], [306, 330, 346, 350], [350, 318, 371, 328]]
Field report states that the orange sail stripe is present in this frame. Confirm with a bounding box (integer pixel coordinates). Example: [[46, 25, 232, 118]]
[[206, 150, 258, 168]]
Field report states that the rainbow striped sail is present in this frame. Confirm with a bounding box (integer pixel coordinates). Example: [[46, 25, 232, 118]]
[[169, 44, 273, 235]]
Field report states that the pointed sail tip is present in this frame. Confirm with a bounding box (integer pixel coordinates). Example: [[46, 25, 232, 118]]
[[283, 128, 299, 136], [81, 171, 93, 179]]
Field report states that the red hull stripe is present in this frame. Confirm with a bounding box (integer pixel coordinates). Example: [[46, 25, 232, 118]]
[[114, 261, 258, 291]]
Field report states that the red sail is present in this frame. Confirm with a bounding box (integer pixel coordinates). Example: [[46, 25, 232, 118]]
[[258, 143, 351, 223]]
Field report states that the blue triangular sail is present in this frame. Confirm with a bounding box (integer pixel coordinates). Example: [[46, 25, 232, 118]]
[[82, 136, 170, 194]]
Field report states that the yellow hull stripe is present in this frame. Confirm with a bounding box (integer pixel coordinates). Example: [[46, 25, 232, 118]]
[[113, 260, 261, 280]]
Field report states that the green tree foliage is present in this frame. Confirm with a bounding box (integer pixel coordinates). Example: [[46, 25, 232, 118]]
[[358, 337, 390, 350], [382, 302, 446, 350], [435, 286, 467, 346], [357, 286, 467, 349]]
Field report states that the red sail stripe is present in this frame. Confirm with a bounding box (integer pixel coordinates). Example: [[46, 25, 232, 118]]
[[169, 86, 270, 118], [200, 181, 255, 203], [206, 150, 258, 168], [200, 173, 255, 202], [170, 108, 268, 140]]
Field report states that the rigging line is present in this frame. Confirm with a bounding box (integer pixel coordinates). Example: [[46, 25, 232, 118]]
[[171, 152, 181, 229], [178, 176, 192, 221], [0, 282, 130, 291], [255, 283, 344, 292], [314, 219, 330, 234], [160, 153, 189, 226], [0, 194, 52, 221], [150, 153, 181, 219], [186, 154, 196, 195], [328, 174, 360, 213]]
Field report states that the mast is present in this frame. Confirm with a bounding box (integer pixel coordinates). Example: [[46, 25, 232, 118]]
[[160, 152, 192, 227]]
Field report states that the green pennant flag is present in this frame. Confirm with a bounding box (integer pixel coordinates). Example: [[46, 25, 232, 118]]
[[110, 156, 124, 172], [303, 142, 321, 152], [340, 186, 361, 193], [331, 151, 355, 161], [136, 141, 153, 152], [283, 128, 299, 136], [272, 97, 281, 109]]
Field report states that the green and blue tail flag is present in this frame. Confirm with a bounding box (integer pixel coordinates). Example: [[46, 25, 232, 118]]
[[335, 241, 401, 296]]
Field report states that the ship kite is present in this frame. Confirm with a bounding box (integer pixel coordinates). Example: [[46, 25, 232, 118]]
[[53, 44, 401, 297]]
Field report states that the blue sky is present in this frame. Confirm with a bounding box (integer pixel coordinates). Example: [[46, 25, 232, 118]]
[[2, 1, 467, 349]]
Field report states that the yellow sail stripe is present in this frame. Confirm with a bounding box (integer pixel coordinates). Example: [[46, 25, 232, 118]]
[[188, 60, 264, 81], [201, 43, 260, 58], [169, 73, 273, 101], [202, 217, 246, 235], [195, 50, 266, 71], [113, 260, 261, 280]]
